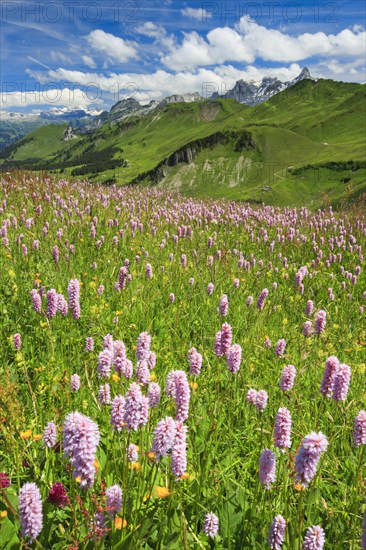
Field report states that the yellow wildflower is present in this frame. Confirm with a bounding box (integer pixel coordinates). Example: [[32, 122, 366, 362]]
[[114, 517, 127, 529], [154, 486, 170, 498]]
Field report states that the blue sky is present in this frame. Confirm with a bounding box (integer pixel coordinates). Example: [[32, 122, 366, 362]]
[[1, 0, 365, 112]]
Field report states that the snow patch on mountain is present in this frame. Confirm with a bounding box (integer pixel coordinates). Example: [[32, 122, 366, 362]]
[[211, 67, 315, 105]]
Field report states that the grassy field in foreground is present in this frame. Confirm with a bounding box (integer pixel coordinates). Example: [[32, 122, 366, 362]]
[[0, 175, 365, 549]]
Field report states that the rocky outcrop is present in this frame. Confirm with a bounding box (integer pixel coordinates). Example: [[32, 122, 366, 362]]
[[158, 92, 203, 107], [129, 130, 256, 185], [62, 127, 78, 141], [212, 67, 315, 106]]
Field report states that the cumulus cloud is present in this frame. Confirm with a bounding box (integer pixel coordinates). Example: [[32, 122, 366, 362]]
[[15, 55, 366, 109], [236, 18, 366, 61], [162, 32, 212, 70], [181, 7, 212, 21], [86, 29, 138, 63], [26, 63, 306, 104], [310, 58, 366, 82], [1, 87, 101, 109], [162, 16, 366, 70]]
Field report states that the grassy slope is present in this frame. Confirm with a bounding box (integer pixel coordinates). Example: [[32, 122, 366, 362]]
[[1, 124, 71, 162], [1, 79, 365, 207], [0, 118, 52, 149]]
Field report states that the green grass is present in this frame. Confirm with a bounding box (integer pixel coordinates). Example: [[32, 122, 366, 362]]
[[0, 118, 58, 151], [1, 124, 71, 162], [0, 175, 365, 548]]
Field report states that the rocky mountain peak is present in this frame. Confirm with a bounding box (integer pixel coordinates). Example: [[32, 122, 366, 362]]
[[211, 68, 314, 106], [299, 67, 311, 79]]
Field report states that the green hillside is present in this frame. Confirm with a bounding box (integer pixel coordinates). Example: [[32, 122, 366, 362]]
[[1, 79, 365, 207], [0, 117, 54, 151], [0, 124, 71, 163]]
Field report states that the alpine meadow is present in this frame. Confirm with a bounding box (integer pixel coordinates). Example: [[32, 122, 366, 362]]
[[1, 0, 366, 548]]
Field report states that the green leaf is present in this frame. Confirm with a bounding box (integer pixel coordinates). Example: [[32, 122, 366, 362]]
[[0, 517, 20, 549]]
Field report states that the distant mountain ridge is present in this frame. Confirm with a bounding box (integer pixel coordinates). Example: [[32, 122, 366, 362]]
[[211, 67, 315, 105], [0, 108, 98, 150], [79, 93, 204, 133], [0, 68, 314, 146], [76, 68, 315, 133], [1, 107, 100, 122]]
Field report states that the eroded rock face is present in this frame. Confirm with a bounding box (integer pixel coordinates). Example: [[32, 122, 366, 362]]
[[62, 127, 78, 141], [130, 130, 256, 185]]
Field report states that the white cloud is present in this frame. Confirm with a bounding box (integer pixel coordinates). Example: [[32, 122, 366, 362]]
[[162, 16, 366, 70], [86, 29, 138, 63], [27, 63, 307, 105], [181, 7, 212, 21], [1, 87, 102, 109], [310, 58, 366, 82], [135, 22, 166, 40], [23, 48, 365, 110], [214, 63, 304, 85], [162, 32, 212, 70], [82, 55, 97, 69], [206, 27, 253, 63], [236, 18, 366, 62]]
